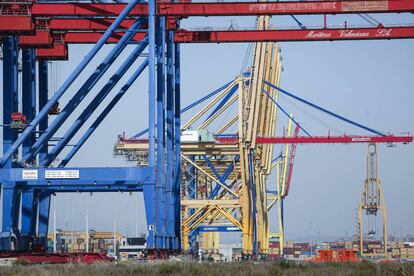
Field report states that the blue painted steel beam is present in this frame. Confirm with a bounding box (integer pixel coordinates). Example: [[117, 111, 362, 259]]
[[204, 84, 239, 121], [196, 225, 241, 233], [148, 0, 156, 168], [166, 29, 175, 249], [22, 49, 37, 165], [202, 155, 222, 180], [209, 155, 239, 199], [290, 15, 306, 29], [11, 41, 19, 151], [0, 185, 21, 250], [143, 180, 156, 248], [37, 193, 50, 247], [20, 191, 34, 236], [2, 36, 19, 169], [167, 0, 178, 237], [155, 15, 166, 250], [42, 38, 148, 166], [173, 31, 181, 250], [23, 18, 145, 163], [0, 184, 19, 250], [20, 190, 38, 250], [0, 0, 144, 167], [266, 190, 278, 195], [188, 155, 197, 252], [38, 61, 49, 162], [188, 157, 196, 201], [17, 49, 38, 251], [214, 134, 238, 138], [263, 81, 385, 136], [145, 0, 156, 249], [261, 89, 311, 137], [272, 153, 283, 163], [131, 80, 233, 139], [182, 81, 234, 114], [12, 189, 21, 245], [58, 59, 148, 167], [0, 167, 153, 185], [24, 187, 144, 193], [1, 37, 20, 251]]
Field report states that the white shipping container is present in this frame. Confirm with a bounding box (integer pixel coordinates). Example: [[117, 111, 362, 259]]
[[181, 131, 199, 142]]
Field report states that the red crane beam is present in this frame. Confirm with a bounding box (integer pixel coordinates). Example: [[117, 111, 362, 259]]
[[2, 1, 413, 33], [31, 3, 147, 17], [36, 44, 68, 61], [0, 18, 143, 33], [16, 25, 414, 46], [174, 26, 414, 43], [63, 32, 146, 44], [125, 135, 413, 145], [28, 0, 414, 17], [158, 0, 414, 17], [16, 31, 146, 47], [0, 16, 34, 33], [21, 31, 147, 59], [2, 1, 414, 33], [19, 30, 53, 48], [48, 18, 139, 31], [255, 135, 413, 144]]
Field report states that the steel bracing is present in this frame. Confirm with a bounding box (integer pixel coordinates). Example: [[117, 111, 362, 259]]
[[1, 0, 413, 257]]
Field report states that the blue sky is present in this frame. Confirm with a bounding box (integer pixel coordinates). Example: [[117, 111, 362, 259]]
[[0, 11, 413, 242]]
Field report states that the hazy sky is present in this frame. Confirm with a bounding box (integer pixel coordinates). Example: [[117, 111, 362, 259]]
[[1, 11, 413, 242]]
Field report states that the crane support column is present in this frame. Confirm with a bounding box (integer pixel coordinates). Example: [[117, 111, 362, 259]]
[[1, 36, 20, 251], [144, 0, 157, 251], [20, 190, 38, 251], [173, 29, 181, 251], [2, 36, 19, 168], [20, 49, 37, 251], [37, 192, 51, 248], [22, 49, 37, 163], [155, 15, 166, 251], [166, 27, 175, 250], [0, 183, 20, 251], [38, 61, 49, 162]]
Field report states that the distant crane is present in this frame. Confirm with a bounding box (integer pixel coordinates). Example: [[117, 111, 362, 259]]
[[357, 143, 387, 258]]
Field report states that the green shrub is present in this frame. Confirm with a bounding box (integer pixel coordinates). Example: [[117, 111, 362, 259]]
[[13, 258, 31, 266]]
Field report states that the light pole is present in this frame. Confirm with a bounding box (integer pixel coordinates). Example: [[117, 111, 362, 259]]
[[53, 195, 56, 253], [85, 195, 89, 253]]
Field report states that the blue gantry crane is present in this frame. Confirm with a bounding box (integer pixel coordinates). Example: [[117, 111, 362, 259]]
[[0, 0, 182, 256]]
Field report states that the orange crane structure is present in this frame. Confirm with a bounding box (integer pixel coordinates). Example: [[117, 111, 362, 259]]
[[357, 144, 388, 258]]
